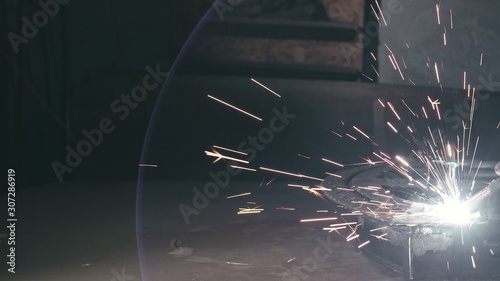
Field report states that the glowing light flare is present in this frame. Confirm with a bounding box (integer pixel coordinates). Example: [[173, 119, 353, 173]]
[[425, 199, 475, 224]]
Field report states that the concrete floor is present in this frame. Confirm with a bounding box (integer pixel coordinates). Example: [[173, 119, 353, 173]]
[[4, 180, 406, 281], [5, 179, 500, 280]]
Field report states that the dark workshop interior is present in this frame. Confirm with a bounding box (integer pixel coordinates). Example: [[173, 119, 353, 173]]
[[2, 0, 500, 280]]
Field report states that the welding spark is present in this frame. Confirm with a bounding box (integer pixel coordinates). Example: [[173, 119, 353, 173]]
[[436, 4, 441, 25], [230, 165, 256, 172], [358, 240, 371, 249], [300, 217, 338, 223], [370, 226, 387, 232], [237, 206, 264, 215], [205, 150, 248, 164], [213, 145, 247, 155], [387, 122, 398, 133], [325, 172, 342, 178], [227, 192, 251, 199], [298, 154, 311, 159], [353, 126, 373, 141], [387, 102, 401, 120], [138, 163, 158, 167], [323, 226, 346, 232], [450, 9, 454, 29], [260, 167, 323, 182], [346, 133, 357, 140], [434, 63, 441, 83], [250, 78, 281, 98], [207, 95, 262, 121], [376, 1, 388, 26], [322, 158, 344, 167], [276, 207, 295, 211]]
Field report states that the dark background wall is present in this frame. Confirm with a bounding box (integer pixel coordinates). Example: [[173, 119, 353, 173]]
[[3, 0, 212, 187], [3, 0, 499, 189]]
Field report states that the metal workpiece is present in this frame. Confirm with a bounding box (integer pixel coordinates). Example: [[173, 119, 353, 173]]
[[322, 164, 500, 280]]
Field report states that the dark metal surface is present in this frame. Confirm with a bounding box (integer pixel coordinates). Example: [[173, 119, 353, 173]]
[[202, 18, 359, 42]]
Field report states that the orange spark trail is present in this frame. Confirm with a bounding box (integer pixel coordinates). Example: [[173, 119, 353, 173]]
[[207, 95, 262, 121]]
